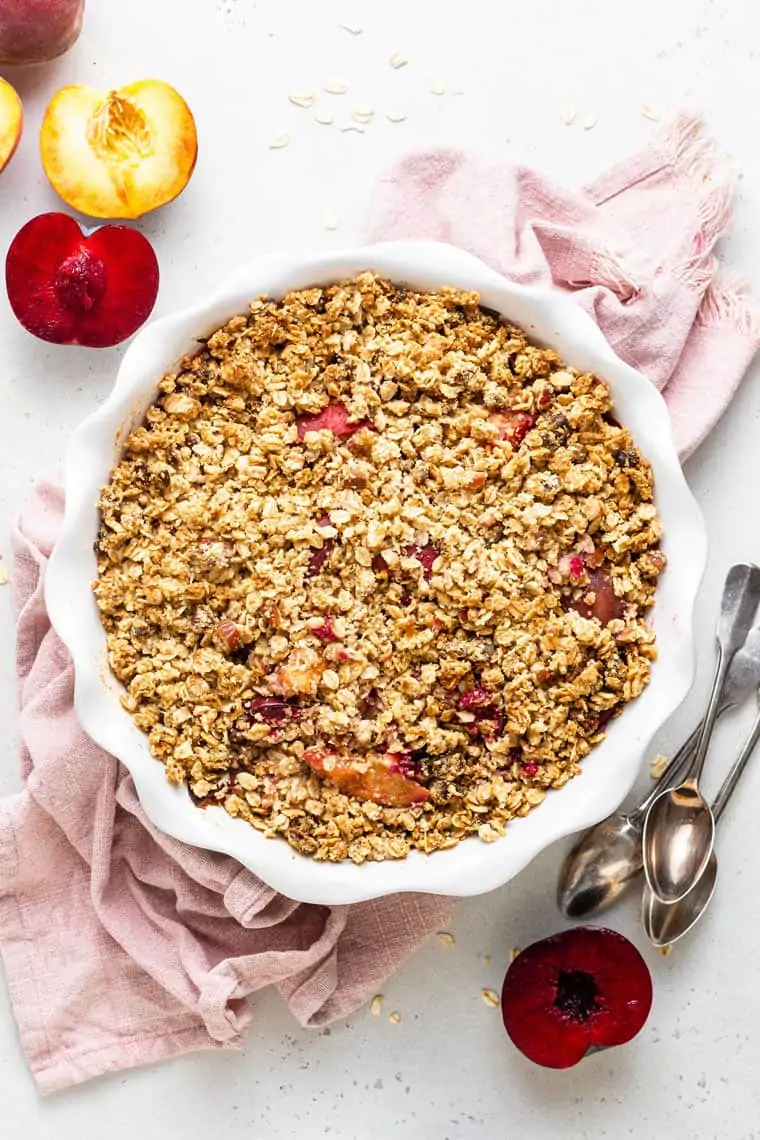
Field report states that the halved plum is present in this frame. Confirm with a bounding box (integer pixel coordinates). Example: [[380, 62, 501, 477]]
[[501, 926, 653, 1069]]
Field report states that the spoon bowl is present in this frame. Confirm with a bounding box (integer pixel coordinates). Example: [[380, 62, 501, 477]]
[[642, 780, 715, 904], [558, 814, 644, 918], [559, 618, 760, 923], [642, 564, 760, 906], [642, 690, 760, 947], [643, 852, 718, 947]]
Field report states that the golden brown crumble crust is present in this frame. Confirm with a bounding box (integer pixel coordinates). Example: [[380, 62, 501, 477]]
[[94, 273, 664, 863]]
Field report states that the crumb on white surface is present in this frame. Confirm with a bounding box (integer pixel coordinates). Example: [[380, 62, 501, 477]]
[[650, 753, 670, 780]]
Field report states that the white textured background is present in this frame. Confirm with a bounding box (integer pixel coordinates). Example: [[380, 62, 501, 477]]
[[2, 1, 760, 1136]]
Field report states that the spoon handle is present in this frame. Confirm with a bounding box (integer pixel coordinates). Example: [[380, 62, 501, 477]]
[[630, 725, 702, 823], [631, 700, 735, 824], [686, 646, 731, 786], [683, 564, 760, 786], [712, 698, 760, 823]]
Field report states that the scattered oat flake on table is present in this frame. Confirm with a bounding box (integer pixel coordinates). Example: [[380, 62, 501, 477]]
[[314, 111, 334, 125], [288, 91, 315, 108], [324, 78, 349, 95], [481, 988, 500, 1008], [559, 104, 576, 125], [322, 210, 340, 231], [429, 79, 445, 95], [642, 102, 661, 121], [340, 21, 363, 34], [389, 51, 408, 68], [436, 930, 455, 946], [509, 946, 520, 962], [660, 945, 672, 957], [352, 103, 375, 120], [0, 563, 9, 586], [482, 952, 492, 965], [340, 123, 365, 133], [582, 114, 597, 130], [389, 1011, 402, 1024], [370, 994, 384, 1016], [268, 132, 291, 149], [386, 108, 407, 122], [650, 753, 669, 780]]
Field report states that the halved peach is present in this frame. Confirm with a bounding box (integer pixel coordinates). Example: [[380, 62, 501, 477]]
[[0, 76, 22, 174], [40, 80, 198, 219]]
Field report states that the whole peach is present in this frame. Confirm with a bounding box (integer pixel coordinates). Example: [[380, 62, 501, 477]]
[[0, 0, 84, 65]]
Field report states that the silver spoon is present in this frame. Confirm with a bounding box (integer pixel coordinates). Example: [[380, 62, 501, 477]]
[[643, 563, 760, 905], [557, 624, 760, 919], [643, 694, 760, 946]]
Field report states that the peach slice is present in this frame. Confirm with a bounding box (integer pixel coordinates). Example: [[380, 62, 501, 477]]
[[303, 747, 431, 808], [40, 80, 198, 219], [0, 77, 22, 174]]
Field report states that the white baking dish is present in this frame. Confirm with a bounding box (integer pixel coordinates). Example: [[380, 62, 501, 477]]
[[45, 241, 707, 905]]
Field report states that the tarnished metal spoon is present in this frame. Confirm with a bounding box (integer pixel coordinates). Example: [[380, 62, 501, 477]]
[[643, 694, 760, 946], [558, 623, 760, 920], [643, 564, 760, 905]]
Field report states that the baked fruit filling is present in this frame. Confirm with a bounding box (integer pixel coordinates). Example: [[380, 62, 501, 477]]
[[94, 273, 665, 863]]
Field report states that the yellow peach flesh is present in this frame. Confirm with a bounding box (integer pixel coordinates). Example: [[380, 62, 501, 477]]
[[0, 76, 23, 173], [40, 79, 197, 219]]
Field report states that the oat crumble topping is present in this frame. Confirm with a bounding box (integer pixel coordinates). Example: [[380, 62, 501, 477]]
[[94, 273, 665, 864]]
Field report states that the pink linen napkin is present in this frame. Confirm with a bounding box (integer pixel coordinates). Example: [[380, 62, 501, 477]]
[[1, 111, 757, 1097], [368, 110, 760, 458]]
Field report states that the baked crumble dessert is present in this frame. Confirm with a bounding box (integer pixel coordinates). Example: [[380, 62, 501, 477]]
[[94, 273, 665, 863]]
